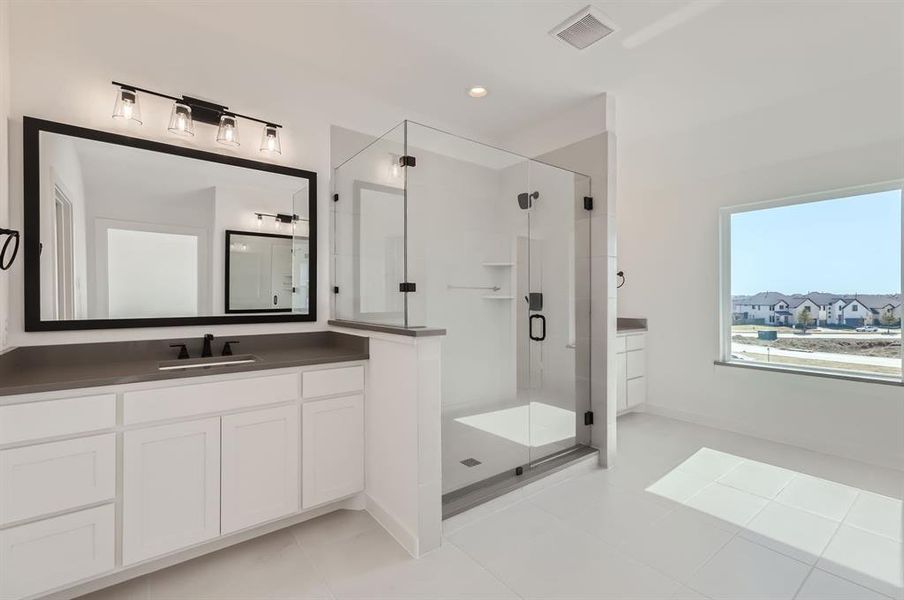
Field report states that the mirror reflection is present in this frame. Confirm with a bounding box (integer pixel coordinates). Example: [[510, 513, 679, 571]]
[[37, 130, 311, 322], [225, 231, 309, 313]]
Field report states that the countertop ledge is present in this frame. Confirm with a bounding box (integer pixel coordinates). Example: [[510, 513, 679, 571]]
[[0, 331, 368, 398], [617, 317, 647, 333]]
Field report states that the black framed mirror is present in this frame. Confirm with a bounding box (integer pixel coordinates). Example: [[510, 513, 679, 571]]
[[23, 117, 317, 331], [224, 230, 309, 314]]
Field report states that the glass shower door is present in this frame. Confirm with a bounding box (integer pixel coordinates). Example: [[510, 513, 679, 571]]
[[526, 160, 592, 465]]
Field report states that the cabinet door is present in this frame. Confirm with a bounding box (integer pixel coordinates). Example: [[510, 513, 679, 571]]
[[616, 353, 628, 413], [0, 504, 114, 600], [221, 405, 300, 534], [122, 418, 220, 565], [627, 377, 646, 408], [626, 349, 646, 379], [0, 433, 115, 525], [302, 395, 364, 508]]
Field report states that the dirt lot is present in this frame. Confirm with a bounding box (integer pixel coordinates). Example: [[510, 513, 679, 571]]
[[731, 335, 902, 358]]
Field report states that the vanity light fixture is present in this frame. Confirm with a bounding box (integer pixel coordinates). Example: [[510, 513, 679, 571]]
[[112, 85, 142, 124], [468, 86, 488, 98], [216, 114, 239, 146], [111, 81, 283, 152], [260, 125, 282, 154], [168, 102, 194, 136]]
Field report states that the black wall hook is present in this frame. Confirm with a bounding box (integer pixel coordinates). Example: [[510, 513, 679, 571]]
[[0, 228, 20, 271]]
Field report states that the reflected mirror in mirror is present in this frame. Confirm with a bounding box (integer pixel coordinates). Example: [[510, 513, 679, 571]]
[[24, 117, 316, 330], [225, 231, 309, 313]]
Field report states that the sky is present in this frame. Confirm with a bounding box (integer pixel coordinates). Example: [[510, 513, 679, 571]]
[[731, 189, 902, 296]]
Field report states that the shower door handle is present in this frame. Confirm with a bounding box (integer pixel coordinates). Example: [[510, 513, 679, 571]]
[[529, 314, 546, 341]]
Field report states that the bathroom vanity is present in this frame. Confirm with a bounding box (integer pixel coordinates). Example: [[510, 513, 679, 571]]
[[616, 318, 647, 414], [0, 332, 373, 600]]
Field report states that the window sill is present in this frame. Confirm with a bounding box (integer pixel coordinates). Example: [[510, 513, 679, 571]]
[[713, 360, 904, 387]]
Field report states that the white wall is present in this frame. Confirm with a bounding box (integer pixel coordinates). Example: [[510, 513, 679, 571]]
[[617, 78, 904, 469]]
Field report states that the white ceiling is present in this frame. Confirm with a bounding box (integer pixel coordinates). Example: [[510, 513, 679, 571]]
[[10, 1, 904, 148]]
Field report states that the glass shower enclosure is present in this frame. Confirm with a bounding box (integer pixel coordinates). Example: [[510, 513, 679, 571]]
[[328, 121, 592, 515]]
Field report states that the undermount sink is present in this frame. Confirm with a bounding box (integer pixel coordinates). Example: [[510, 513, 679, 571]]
[[157, 354, 259, 371]]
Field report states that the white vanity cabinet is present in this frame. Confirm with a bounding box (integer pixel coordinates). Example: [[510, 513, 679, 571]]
[[122, 418, 222, 565], [0, 360, 366, 600], [616, 331, 646, 414]]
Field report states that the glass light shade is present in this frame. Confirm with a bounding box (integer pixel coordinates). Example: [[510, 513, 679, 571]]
[[217, 114, 240, 146], [260, 125, 282, 154], [112, 87, 142, 124], [167, 102, 194, 136]]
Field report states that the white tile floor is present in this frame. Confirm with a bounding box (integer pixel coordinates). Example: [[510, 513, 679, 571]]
[[82, 413, 903, 600]]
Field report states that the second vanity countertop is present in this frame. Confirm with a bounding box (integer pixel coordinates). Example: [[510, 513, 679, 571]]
[[0, 331, 369, 398], [617, 317, 647, 334]]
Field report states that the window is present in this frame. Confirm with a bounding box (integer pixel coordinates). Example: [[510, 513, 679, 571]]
[[722, 184, 902, 380]]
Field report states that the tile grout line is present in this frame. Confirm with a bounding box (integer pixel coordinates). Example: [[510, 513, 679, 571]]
[[288, 526, 338, 600], [789, 488, 862, 600], [443, 536, 526, 600]]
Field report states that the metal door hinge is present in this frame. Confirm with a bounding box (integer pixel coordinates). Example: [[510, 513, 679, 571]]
[[399, 155, 416, 167], [399, 282, 417, 293], [584, 411, 594, 426], [333, 193, 339, 202], [333, 286, 339, 294], [583, 196, 593, 211]]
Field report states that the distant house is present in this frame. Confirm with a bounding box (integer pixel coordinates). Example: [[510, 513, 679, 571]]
[[732, 292, 901, 327]]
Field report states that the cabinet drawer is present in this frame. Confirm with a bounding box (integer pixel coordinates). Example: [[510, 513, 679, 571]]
[[625, 334, 646, 351], [0, 434, 115, 526], [0, 504, 115, 600], [626, 350, 646, 380], [124, 373, 300, 424], [614, 335, 627, 354], [0, 394, 115, 445], [302, 365, 364, 399], [626, 377, 646, 408]]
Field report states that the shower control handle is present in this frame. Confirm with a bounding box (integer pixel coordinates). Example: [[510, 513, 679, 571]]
[[529, 314, 546, 341]]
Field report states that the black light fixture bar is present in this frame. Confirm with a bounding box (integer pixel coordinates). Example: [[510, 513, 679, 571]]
[[255, 212, 308, 223], [111, 81, 282, 128]]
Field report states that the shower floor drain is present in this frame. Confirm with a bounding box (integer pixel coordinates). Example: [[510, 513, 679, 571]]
[[460, 458, 482, 467]]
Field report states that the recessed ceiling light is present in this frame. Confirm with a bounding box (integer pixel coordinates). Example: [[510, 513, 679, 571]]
[[468, 86, 488, 98]]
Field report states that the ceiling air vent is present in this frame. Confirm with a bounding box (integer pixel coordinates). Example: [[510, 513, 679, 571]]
[[549, 5, 617, 50]]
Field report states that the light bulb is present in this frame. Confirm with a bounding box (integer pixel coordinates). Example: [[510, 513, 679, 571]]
[[112, 87, 142, 124], [259, 125, 282, 154], [167, 102, 194, 136], [217, 114, 240, 146], [389, 155, 401, 179]]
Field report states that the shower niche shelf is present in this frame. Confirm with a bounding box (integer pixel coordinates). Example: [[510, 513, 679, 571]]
[[481, 262, 514, 267]]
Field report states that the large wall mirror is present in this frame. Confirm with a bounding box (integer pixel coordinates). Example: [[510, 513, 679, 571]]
[[23, 117, 316, 331]]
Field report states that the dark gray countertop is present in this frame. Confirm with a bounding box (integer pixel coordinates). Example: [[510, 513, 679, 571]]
[[617, 317, 647, 333], [0, 331, 368, 398], [329, 319, 447, 337]]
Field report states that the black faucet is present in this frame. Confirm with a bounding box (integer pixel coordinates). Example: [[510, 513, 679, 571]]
[[201, 333, 214, 358]]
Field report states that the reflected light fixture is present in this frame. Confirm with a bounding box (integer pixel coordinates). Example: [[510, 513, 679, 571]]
[[167, 102, 194, 136], [389, 154, 401, 180], [260, 124, 282, 154], [468, 86, 488, 98], [216, 114, 240, 146], [112, 86, 142, 124], [111, 81, 283, 151]]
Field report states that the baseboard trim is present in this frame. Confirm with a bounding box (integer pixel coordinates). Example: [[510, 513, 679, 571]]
[[639, 403, 904, 473], [365, 494, 419, 558]]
